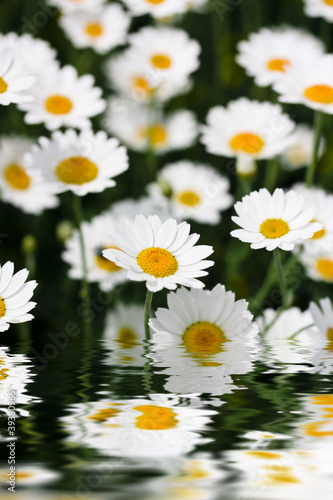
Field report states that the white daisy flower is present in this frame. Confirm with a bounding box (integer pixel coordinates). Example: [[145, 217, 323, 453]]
[[201, 98, 295, 160], [185, 0, 210, 12], [47, 0, 106, 13], [231, 188, 323, 251], [0, 33, 59, 76], [62, 212, 128, 290], [105, 49, 192, 103], [0, 48, 35, 106], [26, 129, 128, 196], [274, 54, 333, 114], [304, 0, 333, 21], [148, 161, 233, 225], [300, 242, 333, 282], [122, 0, 189, 18], [102, 214, 214, 292], [106, 97, 198, 154], [237, 27, 324, 87], [18, 65, 106, 130], [291, 184, 333, 249], [0, 262, 37, 333], [309, 298, 333, 352], [0, 136, 59, 215], [127, 26, 200, 88], [0, 465, 59, 487], [281, 124, 325, 170], [60, 4, 130, 54]]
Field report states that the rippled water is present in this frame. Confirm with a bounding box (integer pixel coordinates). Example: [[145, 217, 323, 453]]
[[1, 328, 333, 500]]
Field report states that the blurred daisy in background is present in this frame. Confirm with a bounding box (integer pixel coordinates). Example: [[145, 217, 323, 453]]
[[0, 261, 37, 333], [0, 48, 35, 106], [300, 243, 333, 282], [304, 0, 333, 21], [60, 3, 130, 54], [62, 212, 128, 291], [18, 65, 106, 130], [128, 27, 200, 89], [310, 298, 333, 352], [237, 27, 324, 87], [103, 214, 214, 292], [0, 136, 59, 215], [281, 124, 325, 170], [106, 98, 198, 154], [201, 98, 295, 160], [185, 0, 210, 12], [26, 129, 128, 196], [122, 0, 189, 18], [47, 0, 106, 13], [274, 54, 333, 113], [147, 161, 233, 225], [231, 188, 322, 251], [110, 196, 170, 223], [105, 50, 192, 103]]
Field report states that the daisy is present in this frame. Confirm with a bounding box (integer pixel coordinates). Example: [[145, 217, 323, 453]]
[[291, 184, 333, 249], [300, 242, 333, 282], [201, 98, 295, 160], [105, 49, 192, 103], [231, 188, 323, 251], [274, 54, 333, 114], [106, 98, 198, 154], [309, 298, 333, 352], [127, 27, 200, 88], [149, 284, 259, 395], [0, 262, 37, 333], [26, 129, 128, 196], [0, 136, 59, 215], [0, 465, 59, 487], [62, 212, 128, 290], [304, 0, 333, 21], [237, 27, 324, 88], [18, 65, 106, 130], [0, 48, 35, 106], [60, 4, 130, 54], [148, 161, 233, 225], [281, 125, 325, 170], [102, 214, 214, 292], [47, 0, 106, 13], [122, 0, 189, 18], [110, 196, 170, 224]]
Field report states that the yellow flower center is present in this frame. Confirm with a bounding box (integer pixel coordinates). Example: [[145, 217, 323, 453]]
[[146, 0, 165, 4], [178, 191, 201, 207], [116, 327, 139, 349], [182, 321, 227, 356], [133, 76, 153, 96], [0, 358, 9, 381], [323, 0, 333, 6], [151, 54, 172, 70], [266, 58, 291, 72], [0, 77, 8, 93], [0, 298, 6, 319], [4, 164, 31, 190], [304, 85, 333, 104], [266, 472, 300, 485], [325, 327, 333, 352], [178, 461, 209, 482], [95, 246, 122, 273], [246, 450, 282, 459], [260, 218, 290, 239], [88, 407, 121, 422], [133, 405, 179, 430], [303, 420, 333, 437], [45, 94, 73, 115], [137, 247, 178, 278], [55, 156, 98, 185], [16, 472, 34, 480], [230, 133, 265, 155], [85, 22, 104, 37], [316, 258, 333, 281], [311, 394, 333, 405], [311, 219, 326, 239]]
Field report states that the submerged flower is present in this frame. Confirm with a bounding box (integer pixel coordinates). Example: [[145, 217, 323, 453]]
[[103, 214, 214, 292], [237, 27, 324, 87], [148, 161, 233, 225], [60, 4, 130, 54], [0, 48, 35, 106], [0, 465, 59, 486], [18, 65, 106, 130], [231, 188, 322, 251], [0, 262, 37, 333], [201, 98, 295, 159], [26, 129, 128, 196], [274, 54, 333, 114]]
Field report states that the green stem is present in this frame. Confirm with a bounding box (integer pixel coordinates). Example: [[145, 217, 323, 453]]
[[264, 157, 279, 193], [273, 248, 289, 308], [146, 94, 158, 181], [72, 194, 92, 337], [144, 290, 153, 341], [306, 110, 324, 187]]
